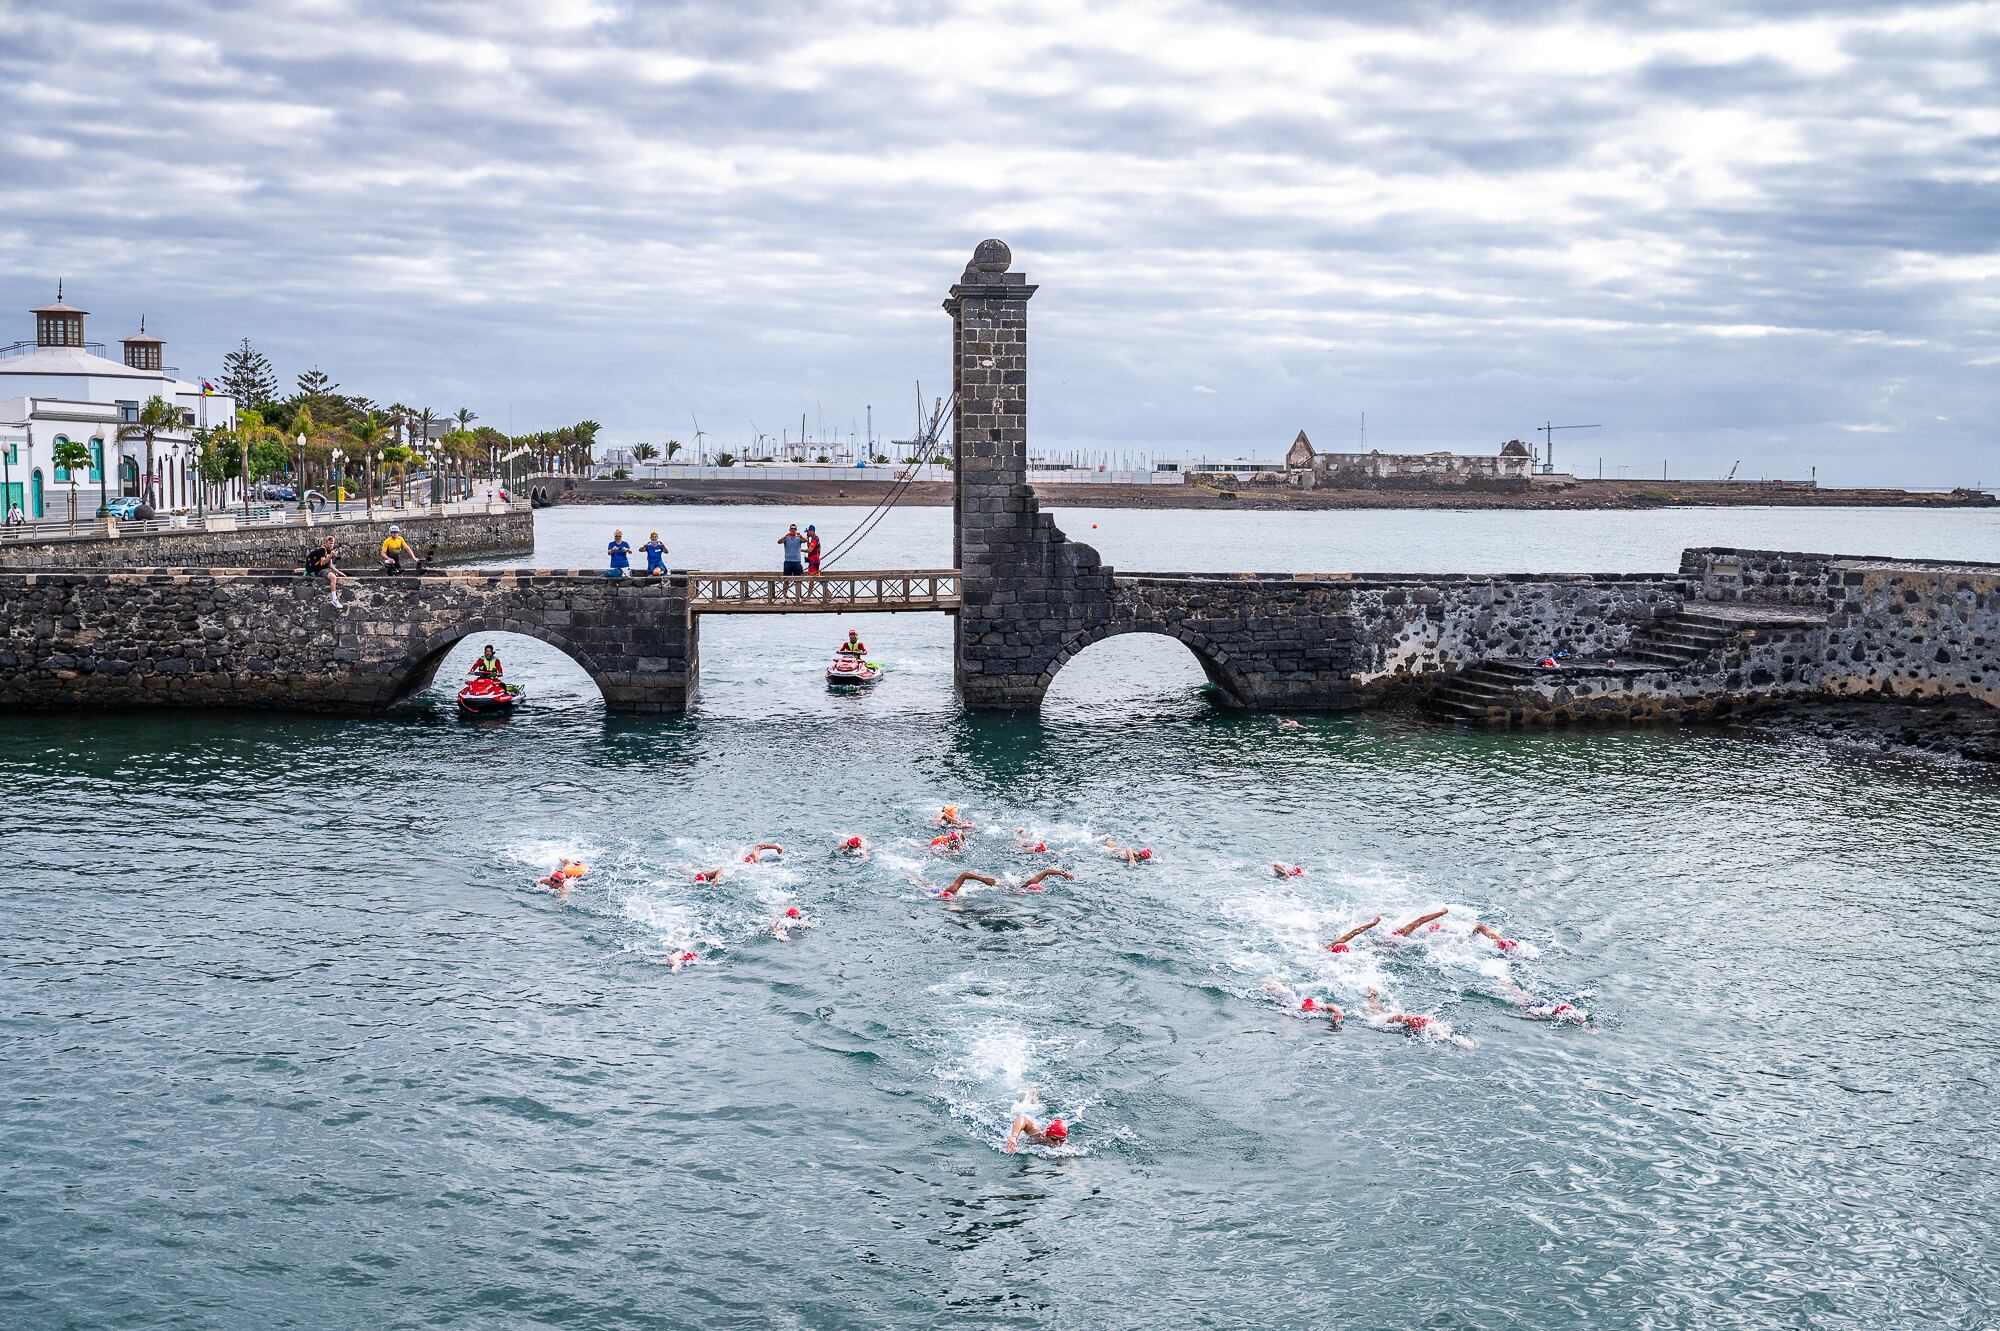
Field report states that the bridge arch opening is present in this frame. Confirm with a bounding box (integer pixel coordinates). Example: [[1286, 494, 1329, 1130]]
[[394, 627, 608, 713], [1040, 628, 1246, 717]]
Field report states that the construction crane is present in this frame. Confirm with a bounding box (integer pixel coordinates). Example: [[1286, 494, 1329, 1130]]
[[1537, 421, 1602, 476]]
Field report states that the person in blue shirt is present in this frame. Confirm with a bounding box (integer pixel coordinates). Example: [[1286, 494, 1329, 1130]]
[[778, 523, 805, 576], [641, 531, 668, 575], [606, 529, 632, 577]]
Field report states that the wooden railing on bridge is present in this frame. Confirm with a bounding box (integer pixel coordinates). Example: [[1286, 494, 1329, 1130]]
[[689, 569, 960, 614]]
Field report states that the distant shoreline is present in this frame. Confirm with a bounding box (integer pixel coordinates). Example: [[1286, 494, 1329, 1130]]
[[562, 477, 1995, 512]]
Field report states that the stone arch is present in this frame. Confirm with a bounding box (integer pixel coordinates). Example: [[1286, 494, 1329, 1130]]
[[392, 618, 615, 704], [1036, 622, 1250, 709]]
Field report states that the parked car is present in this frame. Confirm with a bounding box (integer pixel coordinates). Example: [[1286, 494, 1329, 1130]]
[[97, 497, 144, 520], [258, 484, 298, 502]]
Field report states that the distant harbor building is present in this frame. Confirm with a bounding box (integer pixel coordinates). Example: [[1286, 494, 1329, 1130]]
[[1288, 431, 1534, 490], [0, 289, 236, 520]]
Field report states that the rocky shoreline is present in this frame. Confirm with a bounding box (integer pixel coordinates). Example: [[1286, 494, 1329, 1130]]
[[564, 476, 1994, 512], [1723, 697, 2000, 768]]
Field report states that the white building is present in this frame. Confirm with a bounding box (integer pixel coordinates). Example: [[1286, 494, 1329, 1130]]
[[0, 289, 237, 521]]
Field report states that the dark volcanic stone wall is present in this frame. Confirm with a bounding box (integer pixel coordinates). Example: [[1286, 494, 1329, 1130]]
[[0, 509, 534, 571], [947, 241, 1116, 708], [0, 568, 695, 715]]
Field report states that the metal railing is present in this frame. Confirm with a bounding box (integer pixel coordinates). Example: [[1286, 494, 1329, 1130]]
[[689, 569, 961, 614], [0, 495, 530, 544]]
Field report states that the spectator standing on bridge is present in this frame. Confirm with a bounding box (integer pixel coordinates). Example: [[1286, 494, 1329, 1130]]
[[605, 529, 632, 578], [779, 523, 806, 576], [805, 525, 823, 575]]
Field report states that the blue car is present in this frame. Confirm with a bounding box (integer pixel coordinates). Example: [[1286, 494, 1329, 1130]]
[[97, 497, 143, 519]]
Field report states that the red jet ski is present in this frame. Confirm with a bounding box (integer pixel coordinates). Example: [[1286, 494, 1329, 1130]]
[[457, 674, 523, 716], [826, 654, 882, 688]]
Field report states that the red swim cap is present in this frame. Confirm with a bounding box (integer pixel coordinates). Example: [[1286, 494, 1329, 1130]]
[[1327, 943, 1350, 954], [1034, 843, 1047, 853], [693, 873, 709, 883], [679, 951, 697, 963], [785, 906, 802, 918], [1427, 921, 1442, 932], [1498, 938, 1518, 950], [846, 836, 861, 849], [744, 853, 757, 863], [1408, 1015, 1432, 1032], [1290, 867, 1306, 876], [1044, 1119, 1067, 1140], [1300, 997, 1317, 1011], [1138, 849, 1153, 860]]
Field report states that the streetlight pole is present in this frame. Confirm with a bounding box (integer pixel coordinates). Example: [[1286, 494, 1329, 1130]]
[[296, 433, 308, 526], [192, 438, 204, 520], [331, 447, 343, 517]]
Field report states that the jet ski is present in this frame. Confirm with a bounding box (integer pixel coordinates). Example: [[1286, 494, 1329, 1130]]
[[457, 674, 523, 716], [826, 655, 882, 688]]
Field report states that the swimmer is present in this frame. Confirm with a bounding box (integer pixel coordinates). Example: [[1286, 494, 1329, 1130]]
[[742, 843, 784, 864], [1497, 977, 1593, 1028], [935, 804, 973, 829], [771, 904, 809, 940], [1324, 914, 1383, 954], [1275, 717, 1303, 730], [1017, 868, 1074, 893], [692, 865, 727, 884], [1004, 1094, 1070, 1154], [670, 949, 700, 973], [1362, 987, 1469, 1047], [1389, 907, 1449, 938], [1099, 837, 1153, 868], [929, 829, 967, 854], [835, 835, 871, 859], [1013, 828, 1049, 854], [535, 866, 575, 899], [1261, 977, 1344, 1028], [1471, 922, 1520, 952], [934, 871, 998, 900], [1272, 862, 1308, 878]]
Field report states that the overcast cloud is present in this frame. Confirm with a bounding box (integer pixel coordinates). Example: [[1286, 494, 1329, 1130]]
[[1, 0, 1994, 483]]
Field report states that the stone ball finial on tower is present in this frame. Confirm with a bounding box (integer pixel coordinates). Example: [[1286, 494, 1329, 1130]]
[[971, 239, 1012, 273]]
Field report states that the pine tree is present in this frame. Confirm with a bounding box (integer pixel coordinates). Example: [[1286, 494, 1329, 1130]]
[[296, 366, 337, 398], [220, 338, 279, 408]]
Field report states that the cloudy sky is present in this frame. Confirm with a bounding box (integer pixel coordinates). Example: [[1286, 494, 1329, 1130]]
[[1, 0, 1993, 483]]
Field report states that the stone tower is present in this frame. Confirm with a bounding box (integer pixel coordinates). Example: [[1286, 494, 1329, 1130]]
[[945, 240, 1116, 708]]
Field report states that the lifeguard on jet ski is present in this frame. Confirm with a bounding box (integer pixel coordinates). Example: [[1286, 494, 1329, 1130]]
[[458, 643, 524, 715], [826, 629, 881, 688]]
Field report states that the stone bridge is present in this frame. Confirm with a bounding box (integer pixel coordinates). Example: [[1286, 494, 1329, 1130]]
[[2, 240, 1997, 719]]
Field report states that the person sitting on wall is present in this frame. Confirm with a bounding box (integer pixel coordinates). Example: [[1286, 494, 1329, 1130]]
[[379, 524, 421, 572], [303, 535, 349, 607]]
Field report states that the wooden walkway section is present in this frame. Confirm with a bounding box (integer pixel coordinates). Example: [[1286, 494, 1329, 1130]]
[[688, 569, 961, 614]]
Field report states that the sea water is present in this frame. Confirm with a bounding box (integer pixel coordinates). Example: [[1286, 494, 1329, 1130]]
[[2, 505, 1996, 1328]]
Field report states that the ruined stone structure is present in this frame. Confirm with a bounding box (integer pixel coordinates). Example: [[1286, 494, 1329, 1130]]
[[1296, 445, 1533, 491], [0, 508, 532, 571]]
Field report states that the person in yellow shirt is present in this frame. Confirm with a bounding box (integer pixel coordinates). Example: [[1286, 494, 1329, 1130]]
[[379, 524, 419, 572]]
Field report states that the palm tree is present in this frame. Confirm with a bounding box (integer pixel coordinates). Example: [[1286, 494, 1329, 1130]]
[[631, 442, 659, 466], [665, 438, 682, 462], [454, 407, 478, 433], [414, 406, 439, 454], [117, 394, 181, 515], [227, 408, 283, 515], [385, 402, 414, 448], [53, 437, 91, 531]]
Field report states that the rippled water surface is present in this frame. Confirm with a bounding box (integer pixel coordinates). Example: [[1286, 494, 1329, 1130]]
[[4, 505, 1998, 1329]]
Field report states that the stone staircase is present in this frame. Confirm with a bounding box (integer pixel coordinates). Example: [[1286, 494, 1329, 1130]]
[[1430, 602, 1829, 725]]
